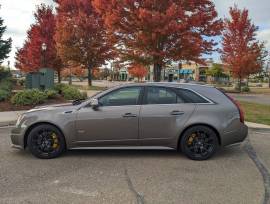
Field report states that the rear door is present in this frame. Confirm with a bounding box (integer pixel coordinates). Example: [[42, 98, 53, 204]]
[[139, 86, 196, 146]]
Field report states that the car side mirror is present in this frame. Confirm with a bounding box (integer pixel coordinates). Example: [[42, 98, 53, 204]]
[[90, 98, 99, 110]]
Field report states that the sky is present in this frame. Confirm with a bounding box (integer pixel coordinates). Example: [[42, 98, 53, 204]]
[[0, 0, 270, 69]]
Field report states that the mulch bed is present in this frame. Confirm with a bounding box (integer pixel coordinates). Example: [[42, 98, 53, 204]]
[[0, 96, 68, 112]]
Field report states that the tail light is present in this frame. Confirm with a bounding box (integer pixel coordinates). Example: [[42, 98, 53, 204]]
[[218, 89, 245, 123]]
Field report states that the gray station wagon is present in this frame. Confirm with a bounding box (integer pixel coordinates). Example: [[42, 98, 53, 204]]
[[11, 83, 248, 160]]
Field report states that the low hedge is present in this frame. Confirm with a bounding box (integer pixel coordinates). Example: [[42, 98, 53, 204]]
[[62, 86, 87, 100], [54, 83, 87, 101], [11, 89, 48, 106], [0, 78, 12, 101], [45, 89, 58, 99], [11, 84, 87, 106], [54, 83, 69, 94]]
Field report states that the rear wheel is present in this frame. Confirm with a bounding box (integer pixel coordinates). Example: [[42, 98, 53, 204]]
[[27, 124, 66, 159], [180, 126, 219, 160]]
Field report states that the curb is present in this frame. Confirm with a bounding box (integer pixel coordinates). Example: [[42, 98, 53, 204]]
[[248, 127, 270, 132], [0, 121, 16, 128]]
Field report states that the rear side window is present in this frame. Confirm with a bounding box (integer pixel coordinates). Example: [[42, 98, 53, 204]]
[[176, 88, 209, 103], [146, 87, 179, 104]]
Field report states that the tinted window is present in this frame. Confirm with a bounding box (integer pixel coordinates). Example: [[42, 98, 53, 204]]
[[176, 89, 209, 103], [146, 87, 179, 104], [99, 87, 142, 106]]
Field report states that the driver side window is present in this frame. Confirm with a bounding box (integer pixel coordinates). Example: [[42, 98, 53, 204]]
[[99, 87, 142, 106]]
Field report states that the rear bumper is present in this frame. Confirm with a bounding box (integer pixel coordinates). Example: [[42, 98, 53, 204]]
[[222, 123, 248, 146]]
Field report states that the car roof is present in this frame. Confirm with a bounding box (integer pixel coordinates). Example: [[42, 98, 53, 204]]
[[117, 82, 214, 89]]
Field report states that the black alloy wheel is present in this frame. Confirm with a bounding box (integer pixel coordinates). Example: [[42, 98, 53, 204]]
[[27, 124, 66, 159], [180, 125, 219, 160]]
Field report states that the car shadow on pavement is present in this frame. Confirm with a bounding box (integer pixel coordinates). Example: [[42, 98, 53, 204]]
[[62, 146, 244, 160]]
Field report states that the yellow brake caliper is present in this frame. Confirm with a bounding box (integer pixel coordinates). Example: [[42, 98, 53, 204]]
[[188, 134, 197, 145], [51, 133, 59, 149]]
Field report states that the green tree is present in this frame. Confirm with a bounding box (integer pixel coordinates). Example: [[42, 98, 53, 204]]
[[206, 63, 228, 83], [0, 8, 12, 64]]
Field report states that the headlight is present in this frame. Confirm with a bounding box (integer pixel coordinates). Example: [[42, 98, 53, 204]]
[[16, 115, 24, 126]]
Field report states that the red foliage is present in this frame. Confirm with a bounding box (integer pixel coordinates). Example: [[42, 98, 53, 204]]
[[61, 65, 86, 78], [128, 64, 148, 81], [15, 5, 63, 77], [54, 0, 115, 86], [221, 6, 267, 80], [93, 0, 223, 81]]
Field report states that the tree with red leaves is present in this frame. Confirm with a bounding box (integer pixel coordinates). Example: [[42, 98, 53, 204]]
[[15, 4, 63, 82], [221, 6, 267, 91], [54, 0, 115, 86], [61, 65, 86, 81], [93, 0, 222, 81], [128, 64, 148, 81]]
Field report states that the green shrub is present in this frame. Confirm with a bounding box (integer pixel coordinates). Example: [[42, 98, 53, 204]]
[[45, 89, 58, 99], [18, 78, 25, 86], [0, 67, 11, 81], [0, 90, 10, 101], [62, 86, 87, 100], [0, 78, 12, 101], [11, 89, 48, 106], [241, 86, 250, 92], [54, 83, 69, 94]]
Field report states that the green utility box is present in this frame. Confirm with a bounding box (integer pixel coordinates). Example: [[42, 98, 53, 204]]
[[26, 68, 55, 90]]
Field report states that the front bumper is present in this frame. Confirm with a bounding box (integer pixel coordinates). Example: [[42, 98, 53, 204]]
[[10, 126, 26, 149]]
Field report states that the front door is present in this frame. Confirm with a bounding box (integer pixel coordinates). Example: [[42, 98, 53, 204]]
[[75, 86, 143, 146]]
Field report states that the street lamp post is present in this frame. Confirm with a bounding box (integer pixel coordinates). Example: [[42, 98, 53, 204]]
[[7, 61, 10, 73], [41, 43, 47, 68]]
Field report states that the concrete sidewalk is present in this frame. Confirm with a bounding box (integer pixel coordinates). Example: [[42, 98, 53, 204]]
[[0, 111, 26, 127], [1, 109, 270, 130]]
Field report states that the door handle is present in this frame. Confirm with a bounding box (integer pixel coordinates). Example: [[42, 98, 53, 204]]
[[122, 113, 137, 118], [170, 110, 184, 116]]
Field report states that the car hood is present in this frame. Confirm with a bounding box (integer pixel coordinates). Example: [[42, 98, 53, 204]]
[[26, 103, 77, 114]]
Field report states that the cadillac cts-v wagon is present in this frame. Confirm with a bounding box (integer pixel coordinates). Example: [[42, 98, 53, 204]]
[[11, 83, 248, 160]]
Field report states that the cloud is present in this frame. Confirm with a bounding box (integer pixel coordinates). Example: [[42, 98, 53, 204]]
[[213, 0, 270, 27], [0, 0, 269, 68], [0, 0, 54, 68], [258, 29, 270, 50]]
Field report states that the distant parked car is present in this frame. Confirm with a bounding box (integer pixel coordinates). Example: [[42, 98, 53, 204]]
[[11, 83, 248, 160]]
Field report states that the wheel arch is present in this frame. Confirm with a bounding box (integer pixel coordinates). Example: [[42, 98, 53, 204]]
[[177, 123, 221, 151], [24, 122, 66, 149]]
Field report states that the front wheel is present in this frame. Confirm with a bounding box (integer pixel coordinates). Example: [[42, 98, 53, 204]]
[[27, 124, 66, 159], [180, 126, 219, 160]]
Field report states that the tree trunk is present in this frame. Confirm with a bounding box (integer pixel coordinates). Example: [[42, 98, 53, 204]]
[[239, 77, 242, 92], [246, 75, 249, 87], [88, 66, 92, 86], [57, 69, 61, 83], [269, 74, 270, 88], [69, 67, 72, 85], [153, 63, 162, 82], [178, 62, 182, 82]]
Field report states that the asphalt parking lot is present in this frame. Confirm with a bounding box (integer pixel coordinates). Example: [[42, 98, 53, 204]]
[[0, 127, 269, 204]]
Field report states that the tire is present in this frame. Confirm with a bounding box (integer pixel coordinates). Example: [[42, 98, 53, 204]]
[[180, 125, 219, 160], [27, 124, 66, 159]]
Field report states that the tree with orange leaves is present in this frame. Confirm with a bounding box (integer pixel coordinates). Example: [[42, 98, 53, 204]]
[[128, 64, 148, 81], [93, 0, 223, 81], [221, 6, 267, 91], [15, 4, 63, 82], [61, 65, 86, 82], [54, 0, 115, 86]]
